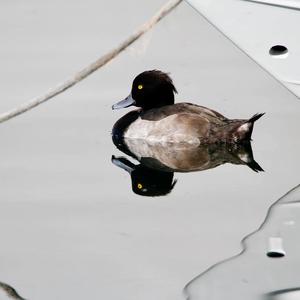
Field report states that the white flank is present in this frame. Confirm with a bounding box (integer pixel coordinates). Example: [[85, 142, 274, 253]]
[[124, 115, 201, 145], [237, 123, 250, 133]]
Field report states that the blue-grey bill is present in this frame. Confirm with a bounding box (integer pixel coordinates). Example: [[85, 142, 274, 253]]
[[111, 156, 134, 173], [112, 94, 136, 110]]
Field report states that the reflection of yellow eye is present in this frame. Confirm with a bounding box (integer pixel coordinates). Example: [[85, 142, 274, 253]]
[[138, 84, 143, 90], [137, 183, 143, 189]]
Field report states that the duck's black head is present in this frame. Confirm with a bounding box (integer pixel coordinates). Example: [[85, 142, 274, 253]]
[[112, 70, 177, 111]]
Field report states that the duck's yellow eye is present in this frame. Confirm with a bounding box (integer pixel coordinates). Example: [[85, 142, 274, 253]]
[[137, 183, 143, 189], [138, 84, 143, 90]]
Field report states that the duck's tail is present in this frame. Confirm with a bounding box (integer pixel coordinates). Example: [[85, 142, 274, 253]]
[[229, 142, 264, 172], [233, 113, 265, 142], [248, 113, 265, 123], [246, 158, 264, 172]]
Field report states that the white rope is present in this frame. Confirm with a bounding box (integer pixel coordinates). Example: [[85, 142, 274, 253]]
[[0, 0, 182, 124], [0, 282, 26, 300]]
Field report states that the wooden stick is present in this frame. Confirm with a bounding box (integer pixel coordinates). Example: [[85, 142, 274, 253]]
[[0, 0, 182, 123]]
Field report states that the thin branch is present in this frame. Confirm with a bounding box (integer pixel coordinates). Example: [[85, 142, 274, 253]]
[[0, 0, 182, 124]]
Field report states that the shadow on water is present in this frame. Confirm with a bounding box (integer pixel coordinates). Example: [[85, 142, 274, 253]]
[[111, 134, 263, 197], [183, 184, 300, 300]]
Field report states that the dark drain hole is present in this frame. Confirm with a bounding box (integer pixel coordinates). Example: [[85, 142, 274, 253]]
[[269, 45, 288, 56], [267, 251, 285, 258]]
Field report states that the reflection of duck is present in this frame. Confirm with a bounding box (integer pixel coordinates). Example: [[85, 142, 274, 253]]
[[112, 70, 264, 144], [113, 136, 263, 174], [121, 139, 263, 173], [112, 156, 177, 197], [112, 140, 263, 197]]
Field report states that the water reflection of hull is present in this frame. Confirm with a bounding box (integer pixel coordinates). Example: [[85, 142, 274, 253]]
[[184, 185, 300, 300]]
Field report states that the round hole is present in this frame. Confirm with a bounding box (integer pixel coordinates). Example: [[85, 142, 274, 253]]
[[267, 251, 285, 258], [269, 45, 288, 58]]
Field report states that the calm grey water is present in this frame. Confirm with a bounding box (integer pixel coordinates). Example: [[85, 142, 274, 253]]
[[0, 1, 299, 300]]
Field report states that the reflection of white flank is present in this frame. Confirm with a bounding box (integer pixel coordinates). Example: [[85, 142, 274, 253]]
[[238, 153, 251, 163], [123, 139, 263, 172]]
